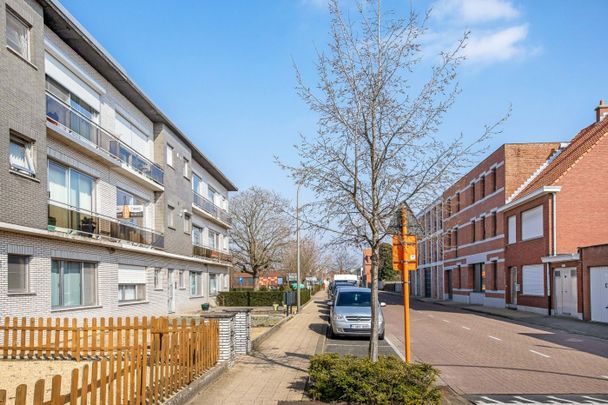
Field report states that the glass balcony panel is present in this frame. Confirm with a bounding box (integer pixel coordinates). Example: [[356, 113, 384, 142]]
[[192, 191, 232, 225]]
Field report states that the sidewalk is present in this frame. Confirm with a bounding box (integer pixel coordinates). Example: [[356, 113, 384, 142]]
[[417, 297, 608, 340], [187, 292, 327, 405]]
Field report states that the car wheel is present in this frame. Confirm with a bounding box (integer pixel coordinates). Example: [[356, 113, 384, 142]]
[[327, 325, 335, 339]]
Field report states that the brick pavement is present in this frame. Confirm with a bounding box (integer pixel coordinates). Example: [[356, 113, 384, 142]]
[[187, 292, 327, 405]]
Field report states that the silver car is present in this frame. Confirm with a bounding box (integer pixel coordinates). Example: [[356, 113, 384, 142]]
[[328, 287, 385, 339]]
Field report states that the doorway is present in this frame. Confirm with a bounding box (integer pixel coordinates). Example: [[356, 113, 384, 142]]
[[590, 267, 608, 323], [167, 269, 175, 314], [447, 271, 453, 300], [508, 267, 518, 308], [424, 269, 432, 298], [554, 268, 577, 316]]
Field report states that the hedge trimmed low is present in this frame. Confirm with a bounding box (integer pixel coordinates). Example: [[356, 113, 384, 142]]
[[218, 285, 322, 307], [308, 353, 441, 405]]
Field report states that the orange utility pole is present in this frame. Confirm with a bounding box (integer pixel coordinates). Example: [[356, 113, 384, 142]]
[[392, 206, 417, 363]]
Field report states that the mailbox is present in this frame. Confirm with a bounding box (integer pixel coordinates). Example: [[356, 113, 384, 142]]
[[284, 291, 296, 306]]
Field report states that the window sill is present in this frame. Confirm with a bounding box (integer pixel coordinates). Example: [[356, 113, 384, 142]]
[[167, 226, 176, 231], [179, 287, 187, 290], [154, 288, 163, 291], [7, 292, 36, 297], [183, 176, 191, 181], [9, 169, 40, 183], [190, 295, 204, 299], [118, 300, 149, 307], [521, 236, 544, 242], [51, 304, 102, 313], [6, 46, 38, 70]]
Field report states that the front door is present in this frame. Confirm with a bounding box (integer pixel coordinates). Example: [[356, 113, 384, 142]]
[[508, 267, 518, 308], [590, 267, 608, 323], [167, 269, 175, 314], [447, 271, 453, 300], [424, 269, 432, 298], [554, 268, 577, 316]]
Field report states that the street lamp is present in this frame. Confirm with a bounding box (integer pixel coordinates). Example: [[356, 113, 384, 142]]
[[296, 182, 302, 313]]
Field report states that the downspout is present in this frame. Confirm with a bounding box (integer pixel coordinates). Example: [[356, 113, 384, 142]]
[[547, 192, 558, 316]]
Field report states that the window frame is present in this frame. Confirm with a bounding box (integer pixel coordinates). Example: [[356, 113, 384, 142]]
[[183, 157, 190, 179], [5, 6, 30, 61], [9, 133, 36, 177], [209, 273, 218, 297], [190, 271, 202, 297], [166, 144, 174, 168], [154, 268, 162, 290], [8, 254, 29, 294], [51, 259, 97, 309], [48, 160, 95, 211], [183, 211, 191, 235], [521, 205, 544, 241], [178, 270, 185, 289], [118, 283, 146, 303], [167, 205, 175, 229], [507, 215, 517, 244]]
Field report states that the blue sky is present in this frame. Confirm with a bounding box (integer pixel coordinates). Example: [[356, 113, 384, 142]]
[[60, 0, 608, 203]]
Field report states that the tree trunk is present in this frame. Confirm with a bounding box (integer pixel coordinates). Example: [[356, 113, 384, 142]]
[[253, 273, 260, 291], [368, 247, 379, 361]]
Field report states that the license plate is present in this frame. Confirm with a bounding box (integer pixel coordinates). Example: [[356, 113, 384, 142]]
[[351, 323, 370, 329]]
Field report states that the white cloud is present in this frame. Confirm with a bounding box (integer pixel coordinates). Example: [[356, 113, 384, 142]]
[[433, 0, 520, 24], [464, 24, 531, 63], [300, 0, 329, 10]]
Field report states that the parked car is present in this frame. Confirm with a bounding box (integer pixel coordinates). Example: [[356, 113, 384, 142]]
[[328, 287, 385, 339], [328, 280, 357, 300]]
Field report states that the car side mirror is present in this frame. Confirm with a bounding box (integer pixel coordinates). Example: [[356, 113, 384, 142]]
[[380, 302, 386, 307], [327, 301, 334, 306]]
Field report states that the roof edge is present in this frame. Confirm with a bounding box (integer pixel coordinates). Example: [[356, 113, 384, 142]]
[[497, 186, 561, 213]]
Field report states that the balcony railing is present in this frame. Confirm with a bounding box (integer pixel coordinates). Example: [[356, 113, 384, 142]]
[[192, 243, 232, 263], [192, 191, 232, 225], [48, 200, 164, 249], [45, 92, 164, 186]]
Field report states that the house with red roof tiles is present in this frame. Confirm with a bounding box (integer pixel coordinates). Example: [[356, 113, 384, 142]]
[[498, 101, 608, 319]]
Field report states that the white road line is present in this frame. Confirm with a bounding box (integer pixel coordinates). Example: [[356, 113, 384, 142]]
[[461, 326, 471, 330], [442, 319, 450, 323], [582, 396, 608, 403], [488, 335, 502, 341], [529, 349, 550, 358], [513, 396, 537, 403], [384, 336, 406, 361], [479, 396, 501, 404], [602, 375, 608, 379]]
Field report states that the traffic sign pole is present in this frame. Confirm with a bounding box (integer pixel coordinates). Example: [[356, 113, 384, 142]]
[[401, 207, 412, 363]]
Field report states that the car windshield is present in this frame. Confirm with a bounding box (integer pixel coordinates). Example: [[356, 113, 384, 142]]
[[336, 291, 371, 307]]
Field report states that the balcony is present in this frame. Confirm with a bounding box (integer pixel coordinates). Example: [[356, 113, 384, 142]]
[[192, 191, 232, 226], [192, 243, 232, 264], [48, 200, 164, 249], [45, 92, 164, 188]]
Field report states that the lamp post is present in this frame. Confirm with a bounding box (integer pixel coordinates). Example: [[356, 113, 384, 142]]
[[296, 183, 301, 313]]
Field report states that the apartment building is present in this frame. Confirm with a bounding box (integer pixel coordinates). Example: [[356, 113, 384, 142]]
[[0, 0, 236, 319], [500, 102, 608, 318], [442, 142, 562, 307], [414, 199, 443, 299]]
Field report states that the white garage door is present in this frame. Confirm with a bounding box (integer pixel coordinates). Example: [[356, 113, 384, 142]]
[[590, 267, 608, 323]]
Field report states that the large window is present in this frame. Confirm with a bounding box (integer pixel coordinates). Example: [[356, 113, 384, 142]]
[[117, 265, 146, 303], [192, 173, 203, 194], [51, 260, 96, 309], [209, 273, 218, 296], [190, 271, 202, 296], [166, 144, 174, 167], [208, 229, 219, 249], [167, 205, 175, 229], [9, 134, 35, 177], [48, 161, 94, 211], [208, 186, 217, 204], [521, 205, 543, 241], [6, 7, 29, 60], [8, 254, 29, 293], [507, 215, 516, 244], [115, 113, 149, 158], [116, 188, 147, 227], [192, 225, 203, 246], [522, 264, 544, 296]]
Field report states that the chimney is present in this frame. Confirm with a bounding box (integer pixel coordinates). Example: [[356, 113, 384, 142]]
[[595, 99, 608, 122]]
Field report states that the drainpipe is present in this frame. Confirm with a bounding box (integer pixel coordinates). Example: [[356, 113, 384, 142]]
[[547, 192, 558, 316]]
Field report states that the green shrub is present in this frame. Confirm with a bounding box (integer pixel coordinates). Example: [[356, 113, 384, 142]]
[[217, 291, 284, 306], [308, 353, 441, 405]]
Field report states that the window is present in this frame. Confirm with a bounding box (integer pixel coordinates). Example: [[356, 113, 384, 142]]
[[470, 182, 476, 204], [48, 161, 94, 211], [480, 175, 486, 198], [192, 173, 203, 194], [491, 167, 497, 192], [507, 215, 516, 244], [521, 205, 543, 240], [183, 212, 191, 234], [183, 158, 190, 179], [208, 186, 217, 204], [6, 7, 30, 60], [471, 220, 476, 242], [117, 265, 146, 303], [473, 263, 485, 292], [117, 188, 147, 227], [166, 144, 174, 167], [491, 260, 498, 290], [51, 260, 97, 309], [209, 273, 218, 296], [481, 216, 486, 240], [456, 192, 460, 212], [9, 134, 35, 177], [115, 113, 149, 158], [190, 271, 202, 296], [167, 205, 175, 229], [178, 270, 185, 289], [522, 264, 544, 296], [154, 268, 162, 290], [192, 225, 203, 246], [208, 229, 219, 249], [491, 212, 497, 237], [8, 254, 29, 293]]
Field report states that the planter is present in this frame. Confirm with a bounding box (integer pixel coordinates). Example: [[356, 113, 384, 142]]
[[201, 303, 210, 311]]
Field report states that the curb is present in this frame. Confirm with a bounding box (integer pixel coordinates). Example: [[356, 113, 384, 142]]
[[164, 362, 229, 405]]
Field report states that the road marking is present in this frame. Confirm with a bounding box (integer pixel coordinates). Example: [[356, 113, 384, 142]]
[[547, 395, 578, 404], [529, 349, 550, 358], [513, 396, 537, 403], [479, 396, 501, 404], [442, 319, 450, 323], [602, 375, 608, 379], [582, 396, 608, 403], [488, 335, 502, 341], [461, 326, 471, 330]]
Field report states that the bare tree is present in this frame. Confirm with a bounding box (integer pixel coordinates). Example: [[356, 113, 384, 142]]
[[280, 236, 325, 282], [231, 187, 292, 290], [332, 247, 359, 274], [280, 0, 506, 360]]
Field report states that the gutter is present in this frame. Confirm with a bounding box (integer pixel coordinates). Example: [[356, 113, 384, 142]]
[[497, 186, 561, 213]]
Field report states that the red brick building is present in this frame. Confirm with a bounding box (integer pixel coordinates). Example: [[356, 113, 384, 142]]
[[500, 102, 608, 317], [442, 142, 562, 307]]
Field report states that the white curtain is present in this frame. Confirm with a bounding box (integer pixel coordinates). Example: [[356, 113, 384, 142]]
[[48, 162, 68, 204]]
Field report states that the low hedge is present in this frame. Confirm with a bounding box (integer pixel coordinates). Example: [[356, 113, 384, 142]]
[[218, 285, 322, 307], [308, 353, 441, 405]]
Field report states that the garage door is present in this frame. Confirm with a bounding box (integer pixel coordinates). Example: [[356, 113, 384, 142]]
[[590, 267, 608, 323]]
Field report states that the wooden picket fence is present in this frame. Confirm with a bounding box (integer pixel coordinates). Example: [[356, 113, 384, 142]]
[[0, 316, 219, 405]]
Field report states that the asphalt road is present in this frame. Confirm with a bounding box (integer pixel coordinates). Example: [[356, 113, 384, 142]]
[[380, 291, 608, 403]]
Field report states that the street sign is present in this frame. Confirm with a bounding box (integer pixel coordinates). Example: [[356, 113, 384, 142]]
[[287, 273, 297, 281]]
